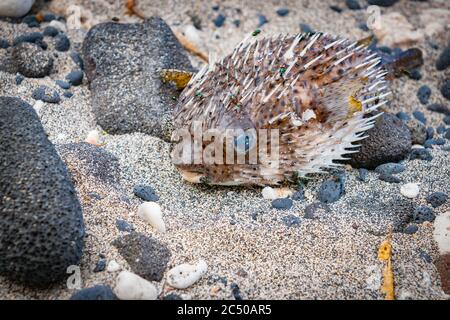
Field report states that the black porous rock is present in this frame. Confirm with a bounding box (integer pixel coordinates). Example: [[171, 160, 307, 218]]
[[410, 148, 433, 161], [407, 69, 421, 80], [66, 70, 83, 86], [350, 113, 411, 169], [436, 42, 450, 71], [82, 17, 193, 140], [317, 177, 344, 203], [12, 42, 53, 78], [412, 206, 435, 223], [133, 185, 159, 202], [426, 192, 448, 208], [441, 78, 450, 102], [272, 198, 293, 210], [32, 85, 60, 103], [374, 162, 405, 175], [0, 97, 84, 287], [43, 26, 59, 37], [116, 218, 135, 232], [70, 285, 117, 300], [112, 232, 171, 282], [55, 33, 71, 52], [281, 214, 300, 227]]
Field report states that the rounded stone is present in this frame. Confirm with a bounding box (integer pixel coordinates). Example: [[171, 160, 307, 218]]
[[426, 192, 448, 208], [12, 42, 53, 78], [65, 70, 83, 86], [32, 85, 61, 103], [70, 285, 117, 300], [272, 198, 293, 210], [405, 118, 427, 145]]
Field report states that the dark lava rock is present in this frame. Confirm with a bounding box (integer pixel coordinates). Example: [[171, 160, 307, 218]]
[[330, 5, 343, 13], [12, 42, 53, 78], [358, 168, 369, 182], [374, 162, 405, 175], [70, 51, 84, 70], [15, 74, 25, 85], [427, 103, 450, 116], [358, 23, 370, 32], [299, 23, 313, 34], [55, 79, 70, 89], [437, 126, 446, 134], [281, 214, 300, 227], [410, 148, 432, 161], [419, 251, 432, 263], [276, 8, 290, 16], [0, 38, 10, 49], [163, 293, 183, 300], [82, 17, 193, 140], [424, 138, 445, 148], [64, 91, 73, 98], [230, 283, 243, 300], [403, 224, 418, 235], [349, 113, 411, 169], [407, 69, 422, 80], [441, 78, 450, 102], [346, 0, 361, 10], [436, 42, 450, 71], [43, 13, 57, 22], [413, 110, 426, 124], [0, 97, 84, 287], [396, 111, 410, 121], [426, 127, 434, 140], [93, 258, 106, 272], [213, 14, 226, 27], [272, 198, 293, 210], [66, 70, 83, 86], [426, 192, 448, 208], [233, 19, 240, 27], [412, 206, 435, 223], [32, 85, 60, 103], [291, 189, 305, 201], [23, 15, 39, 28], [257, 14, 268, 27], [367, 0, 398, 6], [55, 33, 71, 52], [317, 178, 344, 203], [70, 285, 117, 300], [13, 32, 44, 46], [378, 174, 401, 183], [43, 26, 59, 37], [116, 218, 135, 232], [133, 185, 159, 202], [304, 202, 330, 219], [112, 232, 171, 282]]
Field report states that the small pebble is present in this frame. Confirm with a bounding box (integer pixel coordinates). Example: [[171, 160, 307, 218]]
[[272, 198, 293, 210], [410, 148, 433, 161], [441, 78, 450, 102], [426, 192, 448, 208], [93, 258, 107, 273], [212, 5, 219, 11], [133, 185, 159, 202], [400, 183, 420, 198], [346, 0, 361, 10], [412, 110, 426, 124], [55, 79, 70, 89], [0, 38, 10, 49], [281, 214, 300, 227], [436, 126, 445, 134], [65, 70, 83, 86], [114, 271, 157, 300], [85, 130, 100, 146], [396, 111, 410, 121], [291, 189, 305, 201], [304, 202, 330, 219], [137, 202, 166, 233], [23, 15, 39, 28], [13, 32, 44, 46], [43, 13, 57, 22], [232, 19, 240, 27], [407, 69, 422, 80], [230, 283, 243, 300], [116, 218, 135, 232], [299, 23, 313, 34], [276, 8, 289, 17], [55, 34, 70, 52], [317, 179, 344, 203], [426, 127, 434, 140], [107, 260, 121, 272], [212, 14, 226, 27], [358, 168, 368, 182], [417, 85, 431, 105], [413, 206, 435, 223], [63, 91, 73, 98], [32, 85, 60, 103], [378, 174, 401, 183], [163, 293, 183, 300], [257, 14, 268, 27], [166, 260, 208, 289], [70, 285, 117, 300], [374, 163, 405, 175], [367, 0, 398, 7], [70, 51, 84, 70], [436, 42, 450, 71], [329, 5, 343, 13], [427, 103, 450, 116], [404, 224, 418, 235], [43, 26, 59, 37], [358, 23, 369, 32], [15, 74, 24, 85], [424, 138, 445, 148]]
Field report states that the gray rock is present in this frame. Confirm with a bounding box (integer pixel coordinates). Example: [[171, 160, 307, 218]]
[[0, 97, 84, 287], [12, 42, 53, 78], [112, 232, 171, 282], [426, 192, 448, 208], [70, 285, 117, 300], [133, 185, 159, 202], [317, 176, 345, 203], [272, 198, 293, 210], [374, 163, 405, 175], [281, 214, 300, 227], [66, 70, 83, 86], [405, 118, 427, 145], [410, 148, 433, 161], [32, 85, 60, 103], [82, 17, 193, 141], [350, 113, 411, 169]]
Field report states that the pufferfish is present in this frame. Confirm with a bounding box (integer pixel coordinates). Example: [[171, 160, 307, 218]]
[[165, 31, 422, 186]]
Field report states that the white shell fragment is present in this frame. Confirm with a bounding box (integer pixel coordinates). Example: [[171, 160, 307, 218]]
[[262, 186, 293, 200], [137, 202, 166, 233], [166, 259, 208, 289], [114, 271, 158, 300], [107, 260, 121, 272], [400, 183, 420, 198], [85, 130, 100, 146]]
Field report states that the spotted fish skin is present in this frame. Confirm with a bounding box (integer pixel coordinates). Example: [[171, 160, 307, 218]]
[[172, 32, 391, 186]]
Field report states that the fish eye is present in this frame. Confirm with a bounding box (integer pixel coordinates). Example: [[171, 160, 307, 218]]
[[234, 131, 256, 154]]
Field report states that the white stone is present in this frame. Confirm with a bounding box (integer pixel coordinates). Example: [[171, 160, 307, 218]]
[[0, 0, 35, 18], [183, 25, 203, 48], [433, 211, 450, 254], [262, 186, 293, 200], [85, 130, 100, 146], [137, 202, 166, 233], [373, 12, 422, 48], [412, 144, 425, 149], [400, 183, 420, 198], [166, 259, 208, 289], [114, 271, 157, 300], [107, 260, 121, 272]]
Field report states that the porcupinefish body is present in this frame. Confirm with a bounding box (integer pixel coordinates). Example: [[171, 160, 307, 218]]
[[170, 32, 409, 186]]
